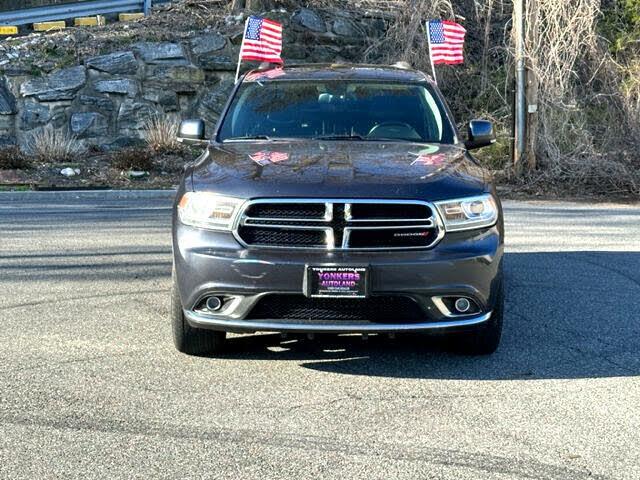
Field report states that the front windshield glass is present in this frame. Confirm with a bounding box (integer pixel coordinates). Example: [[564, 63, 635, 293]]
[[217, 80, 455, 143]]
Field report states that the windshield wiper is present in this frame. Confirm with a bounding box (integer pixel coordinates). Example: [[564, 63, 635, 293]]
[[224, 135, 272, 142], [313, 135, 426, 143], [366, 137, 427, 143], [314, 134, 367, 141]]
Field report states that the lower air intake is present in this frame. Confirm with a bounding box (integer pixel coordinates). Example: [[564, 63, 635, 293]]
[[246, 295, 426, 323]]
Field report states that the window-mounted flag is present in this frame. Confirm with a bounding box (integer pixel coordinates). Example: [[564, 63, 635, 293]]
[[236, 16, 284, 82], [426, 19, 466, 84], [427, 19, 466, 65], [241, 16, 283, 62]]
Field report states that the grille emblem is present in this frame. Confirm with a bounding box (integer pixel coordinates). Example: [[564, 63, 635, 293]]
[[393, 231, 431, 237]]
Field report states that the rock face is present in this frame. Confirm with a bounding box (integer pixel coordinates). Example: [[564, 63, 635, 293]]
[[70, 112, 109, 138], [197, 55, 236, 71], [117, 100, 159, 131], [197, 81, 235, 124], [79, 95, 115, 112], [0, 79, 17, 115], [0, 7, 387, 151], [190, 35, 226, 55], [154, 65, 205, 84], [333, 18, 361, 37], [133, 42, 186, 64], [95, 79, 139, 97], [20, 66, 87, 101], [143, 89, 179, 111], [293, 8, 326, 33], [21, 102, 50, 130], [86, 52, 138, 75]]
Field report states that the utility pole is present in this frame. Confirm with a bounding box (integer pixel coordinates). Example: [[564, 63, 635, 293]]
[[525, 0, 538, 171], [514, 0, 526, 172]]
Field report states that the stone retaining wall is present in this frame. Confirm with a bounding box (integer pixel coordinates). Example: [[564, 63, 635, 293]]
[[0, 7, 388, 151]]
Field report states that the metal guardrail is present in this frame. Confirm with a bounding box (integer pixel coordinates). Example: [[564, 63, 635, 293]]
[[0, 0, 159, 26]]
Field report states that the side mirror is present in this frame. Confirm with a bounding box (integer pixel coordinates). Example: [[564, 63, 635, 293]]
[[177, 119, 207, 145], [465, 120, 496, 150]]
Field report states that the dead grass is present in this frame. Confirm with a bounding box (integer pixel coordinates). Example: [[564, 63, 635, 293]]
[[143, 116, 182, 154], [0, 146, 31, 170], [25, 126, 85, 163], [505, 155, 640, 199], [110, 148, 154, 172]]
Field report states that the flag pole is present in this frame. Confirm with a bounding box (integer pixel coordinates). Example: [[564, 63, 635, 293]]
[[425, 21, 438, 85], [235, 17, 250, 83]]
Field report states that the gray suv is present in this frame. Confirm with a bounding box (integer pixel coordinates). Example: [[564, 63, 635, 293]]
[[171, 64, 504, 356]]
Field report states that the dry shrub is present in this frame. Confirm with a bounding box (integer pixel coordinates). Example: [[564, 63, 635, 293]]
[[110, 148, 154, 172], [507, 6, 635, 196], [519, 0, 640, 196], [620, 57, 640, 138], [517, 156, 640, 198], [523, 0, 601, 163], [143, 115, 181, 154], [25, 126, 85, 163], [0, 146, 31, 170], [364, 0, 454, 70]]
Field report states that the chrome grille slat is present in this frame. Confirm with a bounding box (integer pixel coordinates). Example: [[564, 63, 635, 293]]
[[234, 199, 444, 250], [244, 217, 330, 223], [344, 221, 435, 230]]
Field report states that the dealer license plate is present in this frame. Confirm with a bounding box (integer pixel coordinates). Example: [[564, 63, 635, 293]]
[[306, 266, 369, 299]]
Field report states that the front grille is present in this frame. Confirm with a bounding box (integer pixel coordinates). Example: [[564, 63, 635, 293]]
[[238, 226, 326, 248], [235, 199, 442, 250], [246, 294, 426, 323], [348, 203, 431, 220], [348, 228, 439, 249], [245, 203, 327, 220]]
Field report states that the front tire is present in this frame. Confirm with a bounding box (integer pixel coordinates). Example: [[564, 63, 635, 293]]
[[171, 274, 226, 356], [451, 281, 504, 356]]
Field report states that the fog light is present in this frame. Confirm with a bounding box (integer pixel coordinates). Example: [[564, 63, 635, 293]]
[[454, 298, 471, 313], [206, 296, 223, 311]]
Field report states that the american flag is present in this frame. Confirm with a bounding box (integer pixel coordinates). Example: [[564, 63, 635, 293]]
[[410, 153, 447, 167], [249, 151, 289, 166], [240, 16, 283, 64], [244, 67, 286, 82], [428, 19, 466, 65]]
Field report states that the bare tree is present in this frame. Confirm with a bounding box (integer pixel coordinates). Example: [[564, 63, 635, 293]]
[[231, 0, 245, 12]]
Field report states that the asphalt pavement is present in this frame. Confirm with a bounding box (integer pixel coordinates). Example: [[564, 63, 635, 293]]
[[1, 191, 639, 479]]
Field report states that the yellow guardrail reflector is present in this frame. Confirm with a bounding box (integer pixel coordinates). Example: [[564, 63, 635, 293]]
[[119, 13, 145, 22], [0, 26, 18, 35], [74, 16, 105, 27], [33, 21, 66, 31]]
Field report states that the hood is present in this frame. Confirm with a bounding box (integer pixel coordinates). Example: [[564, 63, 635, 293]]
[[189, 141, 489, 201]]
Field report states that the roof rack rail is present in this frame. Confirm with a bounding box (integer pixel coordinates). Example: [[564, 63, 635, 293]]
[[392, 61, 413, 70], [257, 62, 282, 70]]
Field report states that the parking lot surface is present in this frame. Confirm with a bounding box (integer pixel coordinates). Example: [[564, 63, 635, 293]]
[[1, 192, 639, 479]]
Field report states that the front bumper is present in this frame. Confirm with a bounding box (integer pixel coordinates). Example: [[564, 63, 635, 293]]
[[173, 223, 503, 334], [184, 309, 493, 333]]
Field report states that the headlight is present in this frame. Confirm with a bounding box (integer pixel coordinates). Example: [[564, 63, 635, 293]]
[[434, 194, 498, 232], [177, 192, 244, 231]]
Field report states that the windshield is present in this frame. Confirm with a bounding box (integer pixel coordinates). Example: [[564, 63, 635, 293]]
[[217, 80, 455, 143]]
